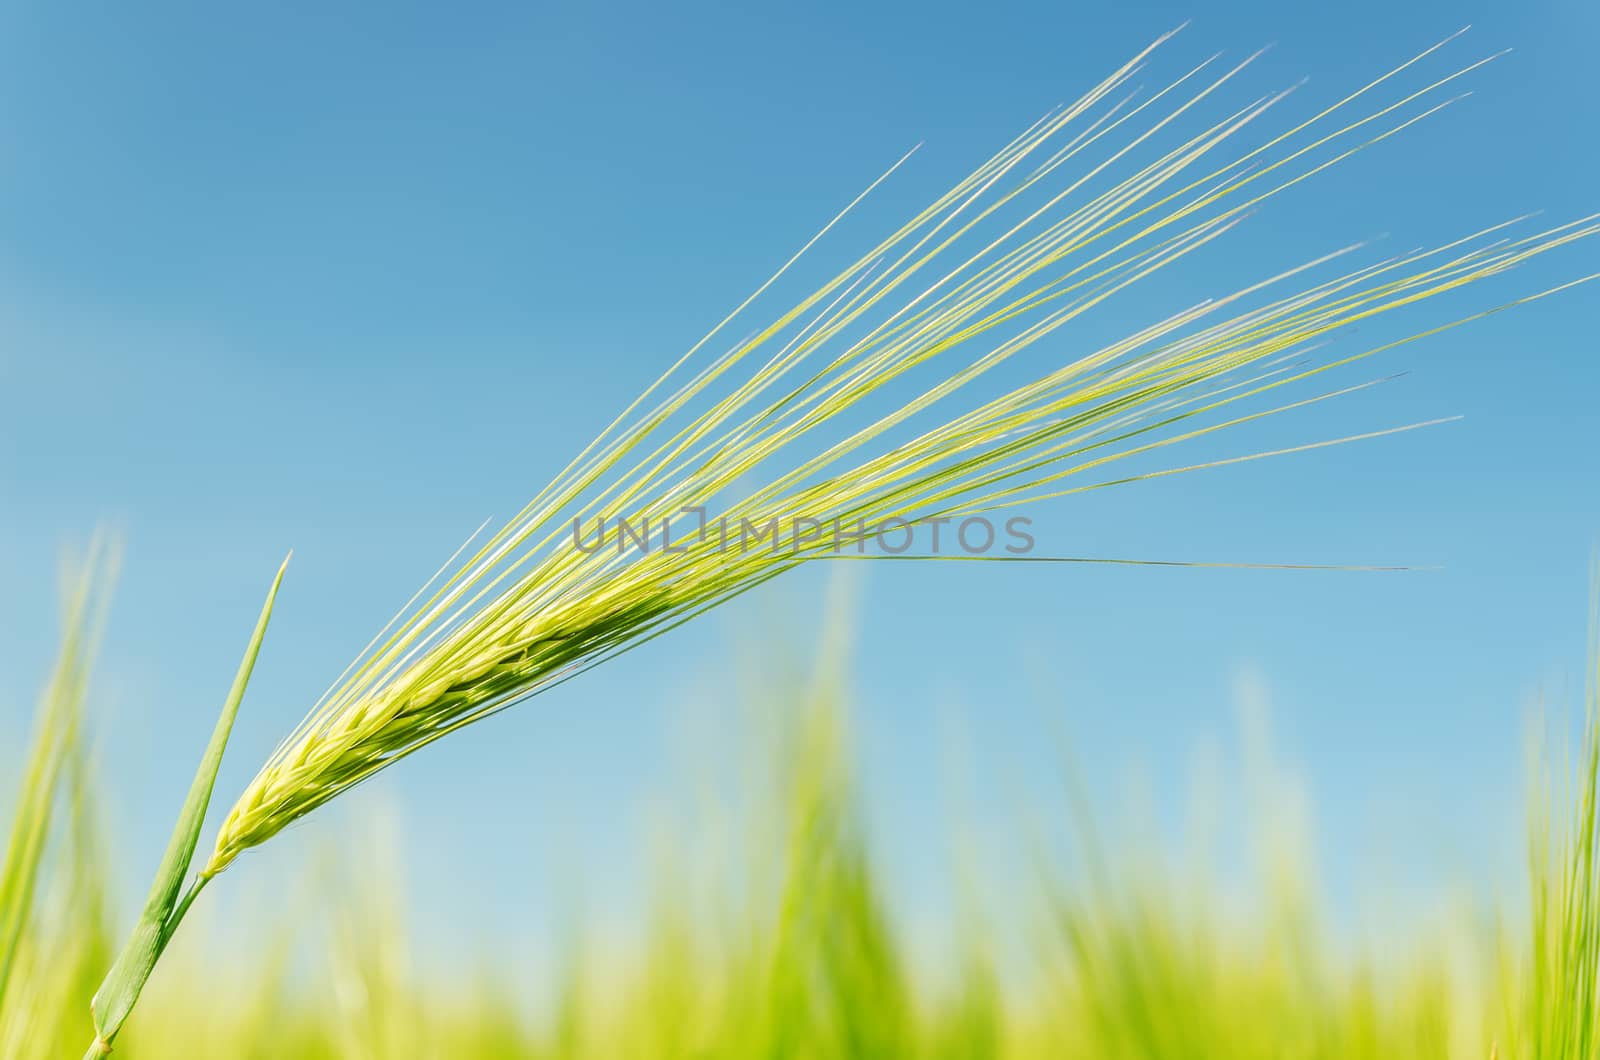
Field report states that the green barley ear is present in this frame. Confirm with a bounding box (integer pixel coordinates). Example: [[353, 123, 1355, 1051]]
[[84, 554, 288, 1059], [86, 24, 1600, 1051], [206, 27, 1598, 884]]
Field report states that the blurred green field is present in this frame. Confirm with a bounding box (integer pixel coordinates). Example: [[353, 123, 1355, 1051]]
[[3, 556, 1599, 1059]]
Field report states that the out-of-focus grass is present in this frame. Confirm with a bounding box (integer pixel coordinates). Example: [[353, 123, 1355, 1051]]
[[0, 542, 116, 1057], [1523, 643, 1600, 1058], [4, 579, 1600, 1057]]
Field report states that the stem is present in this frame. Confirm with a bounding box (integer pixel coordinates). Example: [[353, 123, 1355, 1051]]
[[81, 869, 215, 1056], [168, 875, 211, 933]]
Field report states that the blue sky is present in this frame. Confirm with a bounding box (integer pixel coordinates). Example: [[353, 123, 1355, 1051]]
[[2, 0, 1598, 968]]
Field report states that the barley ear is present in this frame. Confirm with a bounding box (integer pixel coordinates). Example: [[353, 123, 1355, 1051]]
[[84, 554, 289, 1058]]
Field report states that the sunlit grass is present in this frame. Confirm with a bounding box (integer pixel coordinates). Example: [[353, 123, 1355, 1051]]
[[6, 566, 1600, 1057], [0, 541, 116, 1058]]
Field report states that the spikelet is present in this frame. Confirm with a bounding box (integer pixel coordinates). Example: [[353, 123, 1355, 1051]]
[[207, 27, 1596, 875]]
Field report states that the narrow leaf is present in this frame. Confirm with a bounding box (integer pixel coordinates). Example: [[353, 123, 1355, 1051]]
[[88, 554, 289, 1046]]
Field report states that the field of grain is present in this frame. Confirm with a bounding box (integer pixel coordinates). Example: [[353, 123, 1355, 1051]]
[[1, 552, 1598, 1057]]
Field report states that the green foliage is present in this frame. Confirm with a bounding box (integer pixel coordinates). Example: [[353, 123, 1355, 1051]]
[[7, 588, 1600, 1057], [1523, 651, 1600, 1059], [0, 541, 117, 1056]]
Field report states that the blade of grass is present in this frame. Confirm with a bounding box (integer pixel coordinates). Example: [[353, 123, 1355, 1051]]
[[84, 554, 289, 1058], [0, 540, 114, 1018]]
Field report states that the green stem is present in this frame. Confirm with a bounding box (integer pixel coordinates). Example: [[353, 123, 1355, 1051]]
[[82, 874, 213, 1058], [167, 875, 211, 935]]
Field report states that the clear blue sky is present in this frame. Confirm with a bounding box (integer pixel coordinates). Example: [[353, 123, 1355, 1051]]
[[2, 0, 1598, 968]]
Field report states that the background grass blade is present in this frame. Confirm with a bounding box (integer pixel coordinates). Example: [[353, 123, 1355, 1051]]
[[0, 540, 115, 1021], [0, 549, 1594, 1055]]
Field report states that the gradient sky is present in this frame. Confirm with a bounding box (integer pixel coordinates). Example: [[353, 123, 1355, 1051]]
[[2, 0, 1598, 972]]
